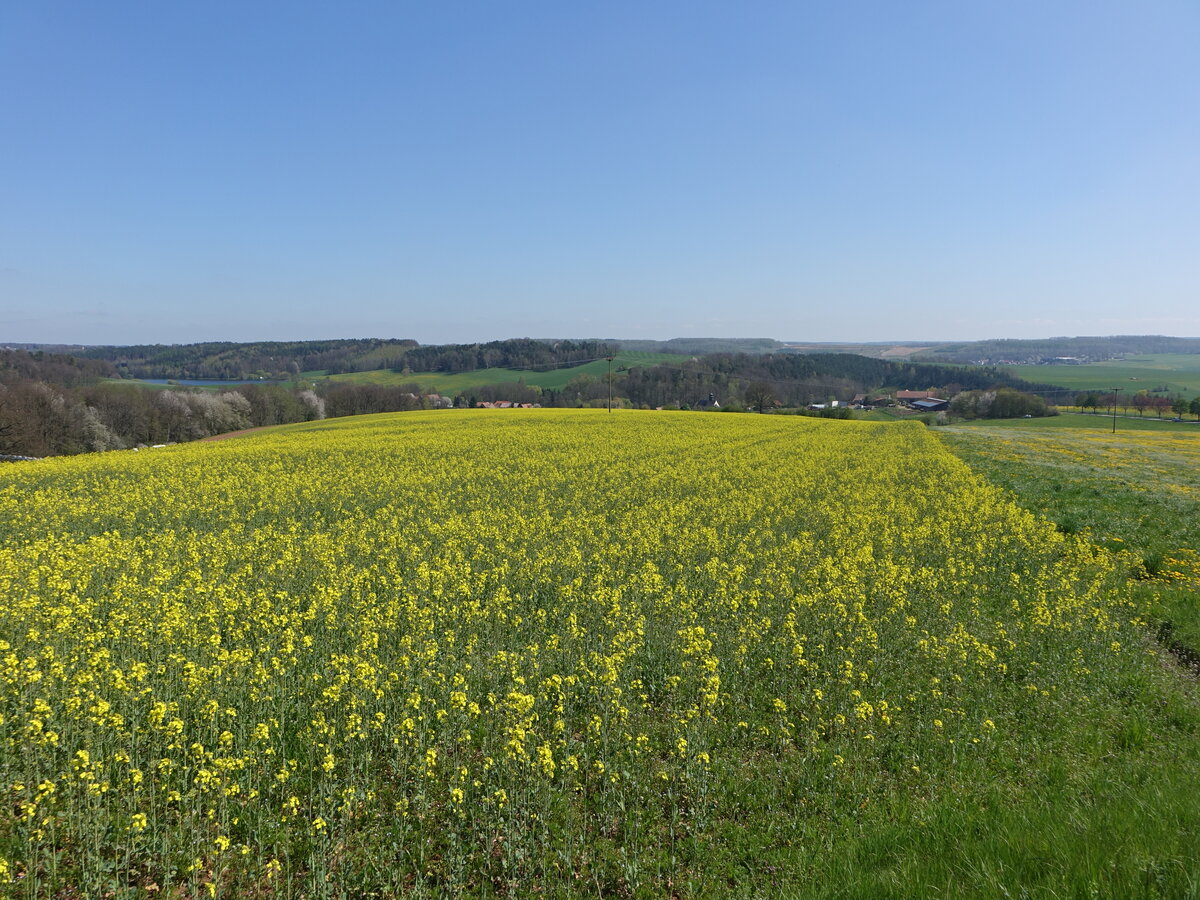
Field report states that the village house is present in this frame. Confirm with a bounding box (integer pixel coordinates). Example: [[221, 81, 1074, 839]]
[[895, 390, 938, 403]]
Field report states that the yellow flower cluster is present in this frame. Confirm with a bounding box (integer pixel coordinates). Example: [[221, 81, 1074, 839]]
[[0, 410, 1139, 893]]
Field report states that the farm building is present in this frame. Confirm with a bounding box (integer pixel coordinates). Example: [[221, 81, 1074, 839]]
[[911, 398, 949, 412]]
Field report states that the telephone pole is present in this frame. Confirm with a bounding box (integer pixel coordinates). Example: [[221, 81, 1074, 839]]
[[1110, 388, 1121, 433], [606, 356, 614, 413]]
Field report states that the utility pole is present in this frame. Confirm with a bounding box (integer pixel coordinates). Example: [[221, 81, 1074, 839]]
[[1111, 388, 1121, 434], [606, 356, 613, 413]]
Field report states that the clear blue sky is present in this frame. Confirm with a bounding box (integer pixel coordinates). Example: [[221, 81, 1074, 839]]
[[3, 1, 1198, 346]]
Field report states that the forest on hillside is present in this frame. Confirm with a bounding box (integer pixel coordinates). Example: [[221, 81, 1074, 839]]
[[397, 339, 616, 374], [77, 339, 420, 379], [73, 338, 617, 380], [50, 334, 1200, 380]]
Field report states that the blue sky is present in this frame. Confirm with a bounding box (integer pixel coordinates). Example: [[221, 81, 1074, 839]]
[[3, 1, 1198, 346]]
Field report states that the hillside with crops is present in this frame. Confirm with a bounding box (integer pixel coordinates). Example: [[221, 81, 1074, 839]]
[[1, 411, 1197, 897]]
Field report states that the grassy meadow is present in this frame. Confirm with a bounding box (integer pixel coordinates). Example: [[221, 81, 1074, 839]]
[[951, 411, 1200, 431], [1, 410, 1198, 897]]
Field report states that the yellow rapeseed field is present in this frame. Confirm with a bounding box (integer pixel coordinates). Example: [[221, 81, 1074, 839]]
[[0, 410, 1148, 895]]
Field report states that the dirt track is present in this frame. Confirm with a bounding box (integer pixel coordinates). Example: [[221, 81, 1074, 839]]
[[199, 425, 278, 442]]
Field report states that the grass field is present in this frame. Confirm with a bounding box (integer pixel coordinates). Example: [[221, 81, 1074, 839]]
[[1006, 353, 1200, 397], [2, 411, 1198, 897], [317, 351, 689, 394], [947, 411, 1200, 431]]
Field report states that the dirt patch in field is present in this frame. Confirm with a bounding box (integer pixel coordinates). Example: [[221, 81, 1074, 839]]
[[200, 426, 279, 442]]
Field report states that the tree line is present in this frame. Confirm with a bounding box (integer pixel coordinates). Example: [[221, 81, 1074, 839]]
[[398, 339, 616, 375], [77, 339, 420, 380], [71, 338, 618, 381], [1075, 391, 1200, 419]]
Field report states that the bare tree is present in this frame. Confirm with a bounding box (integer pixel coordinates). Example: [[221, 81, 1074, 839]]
[[744, 381, 778, 414], [0, 386, 19, 455]]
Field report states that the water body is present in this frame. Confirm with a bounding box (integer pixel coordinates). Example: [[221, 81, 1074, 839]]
[[138, 378, 286, 387]]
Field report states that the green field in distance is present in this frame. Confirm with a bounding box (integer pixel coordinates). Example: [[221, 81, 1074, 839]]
[[1006, 353, 1200, 397]]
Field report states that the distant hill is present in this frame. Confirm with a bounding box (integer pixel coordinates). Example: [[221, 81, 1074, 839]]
[[599, 337, 787, 355], [0, 347, 116, 386], [78, 339, 420, 380], [73, 337, 783, 381], [613, 335, 1200, 364], [781, 341, 940, 359], [34, 335, 1058, 403], [58, 334, 1200, 380], [916, 335, 1200, 365], [75, 338, 622, 381]]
